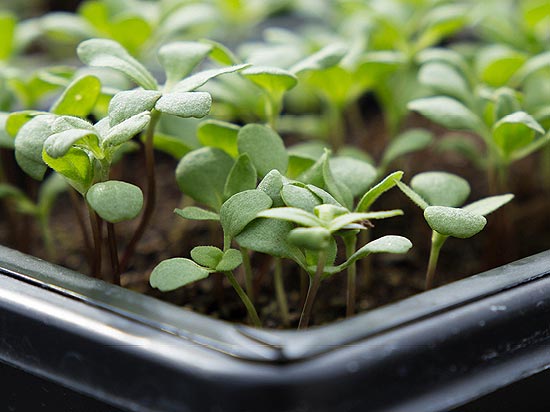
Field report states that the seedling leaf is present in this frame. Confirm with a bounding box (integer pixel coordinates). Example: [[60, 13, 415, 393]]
[[155, 92, 212, 118], [173, 64, 250, 92], [235, 219, 302, 260], [220, 189, 273, 239], [287, 227, 331, 251], [215, 249, 243, 272], [492, 111, 545, 159], [381, 130, 433, 168], [158, 42, 213, 87], [224, 153, 257, 199], [328, 210, 403, 232], [258, 207, 321, 228], [14, 115, 56, 180], [108, 89, 161, 126], [257, 169, 285, 207], [86, 180, 143, 223], [411, 172, 470, 207], [329, 157, 377, 198], [77, 39, 158, 90], [191, 246, 223, 269], [44, 128, 99, 158], [50, 75, 101, 117], [150, 258, 210, 292], [281, 184, 321, 213], [356, 171, 404, 212], [424, 206, 486, 238], [342, 235, 413, 269], [237, 124, 288, 177], [395, 180, 430, 210], [175, 147, 234, 210], [103, 112, 150, 147], [197, 120, 240, 157], [242, 66, 298, 93], [43, 148, 93, 194], [174, 207, 220, 221], [463, 194, 514, 216]]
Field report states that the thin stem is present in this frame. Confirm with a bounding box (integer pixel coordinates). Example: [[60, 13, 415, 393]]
[[425, 231, 448, 290], [344, 236, 357, 318], [69, 189, 93, 267], [120, 110, 161, 271], [298, 250, 327, 330], [87, 206, 103, 279], [224, 271, 261, 327], [240, 247, 254, 302], [274, 258, 290, 327], [107, 222, 121, 286]]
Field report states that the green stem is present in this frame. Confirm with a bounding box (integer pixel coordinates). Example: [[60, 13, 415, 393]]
[[425, 231, 448, 290], [240, 247, 254, 302], [107, 222, 121, 286], [274, 258, 290, 327], [344, 235, 357, 318], [298, 250, 327, 330], [120, 110, 161, 271], [224, 271, 261, 327]]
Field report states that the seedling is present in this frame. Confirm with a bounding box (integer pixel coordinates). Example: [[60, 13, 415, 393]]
[[396, 171, 513, 289]]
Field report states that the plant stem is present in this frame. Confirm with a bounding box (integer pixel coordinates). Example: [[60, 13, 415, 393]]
[[69, 189, 93, 267], [240, 247, 254, 302], [425, 231, 447, 290], [344, 235, 357, 318], [88, 206, 103, 279], [274, 258, 290, 327], [107, 222, 121, 286], [120, 110, 161, 271], [224, 271, 261, 327], [298, 250, 327, 330]]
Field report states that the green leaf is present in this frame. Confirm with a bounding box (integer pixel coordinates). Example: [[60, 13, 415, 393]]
[[418, 62, 470, 103], [201, 39, 241, 65], [158, 41, 213, 87], [287, 227, 331, 251], [175, 147, 234, 210], [0, 113, 14, 149], [328, 210, 403, 232], [242, 66, 298, 94], [7, 111, 50, 138], [103, 112, 150, 147], [0, 12, 16, 61], [236, 218, 302, 260], [476, 46, 526, 87], [382, 129, 433, 168], [511, 51, 550, 86], [306, 184, 342, 207], [150, 258, 210, 292], [51, 115, 96, 133], [14, 115, 56, 180], [154, 92, 211, 118], [257, 169, 285, 207], [395, 180, 430, 210], [258, 207, 321, 228], [77, 38, 158, 90], [173, 64, 250, 92], [50, 75, 101, 117], [343, 235, 413, 269], [281, 184, 321, 213], [290, 43, 348, 74], [322, 152, 353, 209], [224, 153, 257, 199], [220, 189, 273, 239], [215, 248, 243, 272], [356, 171, 404, 212], [174, 206, 220, 221], [44, 128, 99, 158], [190, 246, 223, 269], [463, 194, 514, 216], [197, 119, 240, 157], [237, 124, 288, 177], [108, 89, 161, 126], [43, 148, 94, 194], [408, 97, 485, 134], [424, 206, 487, 239], [411, 172, 470, 207], [329, 156, 377, 198], [492, 111, 545, 159], [151, 132, 193, 159], [86, 180, 143, 223]]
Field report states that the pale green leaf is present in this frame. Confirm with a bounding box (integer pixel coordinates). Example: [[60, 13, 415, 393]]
[[43, 148, 94, 194], [329, 156, 377, 198], [258, 207, 321, 227], [86, 180, 143, 223], [14, 115, 56, 180], [395, 180, 430, 210], [356, 171, 404, 212], [150, 258, 210, 291], [103, 111, 150, 147], [463, 194, 514, 216], [287, 227, 331, 251], [215, 248, 243, 272], [108, 89, 161, 126], [50, 75, 101, 117], [197, 119, 240, 157], [174, 206, 220, 221], [424, 206, 487, 239], [220, 189, 273, 238], [418, 62, 470, 103], [281, 184, 321, 213], [290, 43, 348, 74], [77, 38, 158, 90], [342, 235, 413, 269], [411, 172, 470, 207], [44, 128, 99, 158], [237, 124, 288, 177], [224, 153, 257, 199], [492, 111, 545, 158], [173, 64, 250, 92], [328, 210, 403, 232], [158, 41, 213, 87], [242, 66, 298, 94], [191, 246, 223, 269], [257, 169, 285, 207], [154, 91, 211, 118]]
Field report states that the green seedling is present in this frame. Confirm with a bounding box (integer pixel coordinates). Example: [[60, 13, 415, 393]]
[[411, 48, 550, 193], [395, 171, 514, 289]]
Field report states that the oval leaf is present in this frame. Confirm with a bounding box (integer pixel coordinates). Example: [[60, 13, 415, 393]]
[[215, 249, 243, 272], [174, 206, 220, 221], [150, 258, 210, 292], [424, 206, 487, 239], [237, 124, 288, 177], [220, 189, 273, 239], [224, 153, 257, 199], [191, 246, 223, 269], [155, 92, 212, 118], [50, 75, 101, 117], [108, 89, 161, 126], [86, 180, 143, 223], [197, 119, 240, 157], [411, 171, 470, 207], [158, 41, 213, 86]]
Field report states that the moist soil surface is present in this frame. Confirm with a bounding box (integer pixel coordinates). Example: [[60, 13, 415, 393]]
[[1, 111, 550, 329]]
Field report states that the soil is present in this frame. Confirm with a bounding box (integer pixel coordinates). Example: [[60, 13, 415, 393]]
[[1, 108, 550, 329]]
